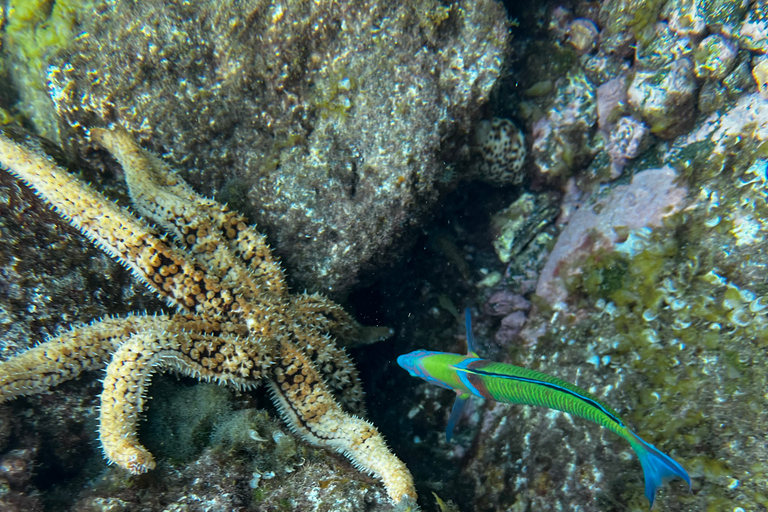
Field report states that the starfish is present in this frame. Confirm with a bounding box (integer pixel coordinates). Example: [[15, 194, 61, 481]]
[[0, 125, 416, 504]]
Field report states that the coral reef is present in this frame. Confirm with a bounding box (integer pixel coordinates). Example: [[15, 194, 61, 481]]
[[375, 2, 768, 511], [7, 0, 510, 297], [7, 0, 768, 510]]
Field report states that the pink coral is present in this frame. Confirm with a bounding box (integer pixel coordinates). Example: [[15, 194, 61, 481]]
[[536, 166, 688, 308], [596, 76, 627, 131]]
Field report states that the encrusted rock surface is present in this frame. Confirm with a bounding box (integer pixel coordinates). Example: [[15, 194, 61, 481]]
[[536, 166, 688, 309], [12, 0, 510, 297]]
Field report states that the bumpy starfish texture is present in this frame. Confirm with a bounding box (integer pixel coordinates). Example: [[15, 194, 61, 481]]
[[0, 126, 415, 503]]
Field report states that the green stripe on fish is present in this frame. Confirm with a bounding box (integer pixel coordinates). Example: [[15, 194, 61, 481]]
[[397, 308, 691, 508]]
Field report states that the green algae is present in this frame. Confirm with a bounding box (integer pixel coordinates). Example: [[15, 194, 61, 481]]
[[600, 0, 667, 49], [3, 0, 95, 140], [556, 171, 768, 508]]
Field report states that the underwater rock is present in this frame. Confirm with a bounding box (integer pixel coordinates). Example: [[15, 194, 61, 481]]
[[694, 34, 738, 80], [566, 18, 599, 55], [484, 290, 531, 317], [0, 448, 36, 490], [493, 311, 527, 346], [536, 166, 688, 309], [596, 76, 628, 131], [605, 115, 650, 177], [598, 0, 666, 56], [531, 70, 598, 179], [628, 57, 697, 139], [752, 59, 768, 100], [491, 192, 560, 265], [702, 0, 749, 35], [664, 0, 707, 38], [666, 92, 768, 174], [35, 0, 509, 296], [634, 21, 693, 71], [699, 53, 755, 114], [739, 1, 768, 53], [1, 0, 94, 139]]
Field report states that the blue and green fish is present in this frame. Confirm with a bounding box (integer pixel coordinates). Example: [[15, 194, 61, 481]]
[[397, 309, 691, 508]]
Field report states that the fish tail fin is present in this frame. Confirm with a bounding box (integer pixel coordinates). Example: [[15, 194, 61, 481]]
[[627, 430, 691, 508]]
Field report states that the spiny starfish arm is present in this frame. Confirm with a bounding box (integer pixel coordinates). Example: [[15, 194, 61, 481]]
[[290, 293, 394, 347], [268, 339, 416, 504], [92, 126, 287, 297], [287, 321, 365, 413], [0, 130, 233, 316], [100, 327, 274, 474], [0, 314, 173, 402]]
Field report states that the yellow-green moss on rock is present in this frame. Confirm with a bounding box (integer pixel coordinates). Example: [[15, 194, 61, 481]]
[[3, 0, 94, 140]]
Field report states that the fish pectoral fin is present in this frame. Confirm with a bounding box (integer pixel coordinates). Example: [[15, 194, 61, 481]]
[[446, 392, 470, 442], [464, 308, 479, 357]]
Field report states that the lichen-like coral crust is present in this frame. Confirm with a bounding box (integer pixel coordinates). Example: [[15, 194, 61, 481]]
[[38, 0, 509, 296]]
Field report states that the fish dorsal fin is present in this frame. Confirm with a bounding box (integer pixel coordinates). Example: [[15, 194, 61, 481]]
[[446, 391, 470, 442], [464, 308, 479, 358]]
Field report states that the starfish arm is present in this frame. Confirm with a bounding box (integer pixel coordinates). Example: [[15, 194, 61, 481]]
[[1, 126, 419, 504], [92, 126, 287, 297], [0, 314, 172, 402], [269, 339, 416, 504], [0, 130, 234, 316], [99, 326, 274, 474], [291, 293, 394, 347], [288, 324, 366, 413]]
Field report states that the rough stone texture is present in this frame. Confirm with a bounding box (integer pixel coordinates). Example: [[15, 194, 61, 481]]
[[665, 92, 768, 174], [39, 0, 509, 297], [628, 57, 698, 140], [530, 69, 598, 180], [605, 115, 649, 177], [0, 377, 398, 512]]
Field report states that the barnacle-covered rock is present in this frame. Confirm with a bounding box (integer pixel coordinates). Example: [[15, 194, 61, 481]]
[[18, 0, 509, 297], [468, 118, 526, 186], [694, 34, 738, 80], [752, 59, 768, 100], [531, 69, 598, 179], [627, 57, 697, 139], [664, 0, 706, 37], [490, 192, 560, 264], [739, 1, 768, 53], [605, 115, 650, 177]]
